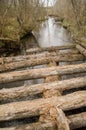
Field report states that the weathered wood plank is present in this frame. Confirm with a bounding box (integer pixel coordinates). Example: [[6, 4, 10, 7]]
[[0, 54, 84, 72], [0, 63, 86, 84], [0, 91, 85, 121], [26, 44, 76, 54], [76, 44, 86, 57]]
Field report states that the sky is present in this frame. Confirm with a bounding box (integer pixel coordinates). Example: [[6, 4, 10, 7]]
[[43, 0, 56, 6]]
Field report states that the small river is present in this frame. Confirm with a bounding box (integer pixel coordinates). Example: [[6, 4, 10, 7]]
[[21, 17, 72, 51], [34, 17, 72, 47]]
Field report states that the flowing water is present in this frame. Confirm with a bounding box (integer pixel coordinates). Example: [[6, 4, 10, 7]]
[[34, 17, 72, 47]]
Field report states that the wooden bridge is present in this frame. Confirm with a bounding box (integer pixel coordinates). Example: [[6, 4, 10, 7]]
[[0, 43, 86, 130]]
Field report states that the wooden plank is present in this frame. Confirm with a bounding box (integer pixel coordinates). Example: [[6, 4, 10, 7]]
[[0, 63, 86, 84], [0, 54, 84, 72], [0, 91, 85, 121], [26, 44, 76, 54], [76, 44, 86, 57]]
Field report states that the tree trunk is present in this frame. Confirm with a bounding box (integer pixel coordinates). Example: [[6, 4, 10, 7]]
[[0, 54, 84, 72], [0, 112, 86, 130], [68, 112, 86, 129], [0, 76, 85, 103], [0, 63, 86, 84], [0, 49, 79, 64], [76, 44, 86, 57], [0, 91, 85, 121], [50, 107, 70, 130], [26, 44, 76, 54]]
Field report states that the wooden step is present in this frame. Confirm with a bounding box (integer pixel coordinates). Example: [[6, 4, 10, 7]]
[[0, 91, 85, 121], [26, 44, 76, 54], [0, 76, 86, 102], [0, 49, 79, 64], [0, 63, 86, 84], [0, 54, 84, 72]]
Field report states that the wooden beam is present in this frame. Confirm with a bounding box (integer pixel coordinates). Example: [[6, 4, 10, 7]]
[[0, 49, 79, 64], [0, 112, 86, 130], [26, 44, 76, 54], [0, 54, 84, 72], [0, 91, 85, 121], [0, 76, 86, 103], [68, 112, 86, 129], [0, 63, 86, 84], [76, 44, 86, 57], [50, 107, 70, 130]]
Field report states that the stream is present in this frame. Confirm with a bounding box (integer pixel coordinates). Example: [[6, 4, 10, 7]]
[[34, 17, 72, 47]]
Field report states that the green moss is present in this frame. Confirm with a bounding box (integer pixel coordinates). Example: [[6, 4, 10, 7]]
[[2, 18, 19, 40], [62, 20, 70, 29]]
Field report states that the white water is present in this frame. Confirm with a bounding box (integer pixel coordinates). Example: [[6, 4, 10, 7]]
[[34, 17, 72, 47]]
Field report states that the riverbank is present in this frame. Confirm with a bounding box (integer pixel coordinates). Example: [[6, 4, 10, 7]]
[[62, 19, 86, 45]]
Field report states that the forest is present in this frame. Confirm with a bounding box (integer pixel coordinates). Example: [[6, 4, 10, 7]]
[[0, 0, 86, 41], [0, 1, 86, 130]]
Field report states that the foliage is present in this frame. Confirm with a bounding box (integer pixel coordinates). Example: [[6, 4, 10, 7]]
[[54, 0, 86, 39], [0, 0, 47, 40]]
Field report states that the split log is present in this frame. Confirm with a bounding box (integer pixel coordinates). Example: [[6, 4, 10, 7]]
[[26, 44, 76, 54], [0, 52, 55, 64], [68, 112, 86, 129], [0, 49, 79, 64], [79, 42, 86, 49], [50, 107, 70, 130], [75, 38, 86, 48], [76, 44, 86, 57], [0, 63, 86, 84], [0, 54, 84, 72], [0, 91, 86, 121], [0, 122, 57, 130], [0, 76, 86, 102], [0, 112, 86, 130]]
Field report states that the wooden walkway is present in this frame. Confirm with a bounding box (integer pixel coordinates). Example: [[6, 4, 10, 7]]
[[0, 43, 86, 130]]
